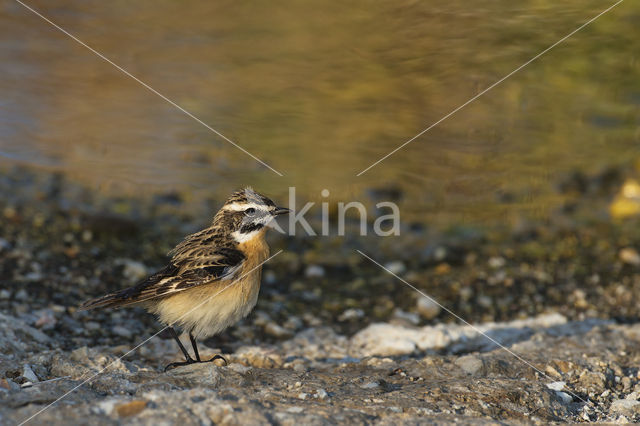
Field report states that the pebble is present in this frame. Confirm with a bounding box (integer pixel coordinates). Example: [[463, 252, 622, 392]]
[[384, 261, 406, 275], [488, 256, 506, 269], [305, 265, 325, 278], [392, 308, 420, 325], [15, 289, 28, 301], [338, 308, 364, 321], [120, 260, 148, 282], [546, 381, 566, 391], [455, 356, 484, 375], [416, 297, 442, 320], [316, 389, 328, 400], [22, 364, 39, 383], [265, 322, 292, 338], [555, 392, 573, 404], [361, 381, 379, 389], [619, 248, 640, 266], [610, 399, 640, 416], [112, 326, 133, 338]]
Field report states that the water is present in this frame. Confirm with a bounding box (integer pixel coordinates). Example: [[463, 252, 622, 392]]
[[1, 0, 638, 225]]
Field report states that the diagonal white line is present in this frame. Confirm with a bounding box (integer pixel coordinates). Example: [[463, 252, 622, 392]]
[[356, 0, 625, 176], [17, 250, 283, 426], [356, 249, 590, 406], [14, 0, 284, 177]]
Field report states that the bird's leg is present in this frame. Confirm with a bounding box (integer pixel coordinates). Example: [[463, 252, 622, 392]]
[[189, 332, 201, 362], [164, 327, 197, 371], [190, 333, 228, 366]]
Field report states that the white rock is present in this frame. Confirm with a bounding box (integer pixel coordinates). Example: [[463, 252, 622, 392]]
[[392, 309, 420, 325], [304, 265, 325, 278], [22, 364, 39, 383], [316, 389, 328, 399], [488, 256, 506, 268], [610, 399, 640, 416], [265, 322, 292, 338], [416, 297, 441, 320], [360, 381, 379, 389], [546, 381, 566, 391], [384, 261, 406, 275], [338, 309, 364, 322], [96, 398, 119, 415], [620, 248, 640, 266], [555, 392, 573, 404], [455, 356, 483, 375], [349, 313, 569, 357]]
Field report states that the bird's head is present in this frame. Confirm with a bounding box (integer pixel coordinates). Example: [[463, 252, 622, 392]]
[[214, 188, 289, 243]]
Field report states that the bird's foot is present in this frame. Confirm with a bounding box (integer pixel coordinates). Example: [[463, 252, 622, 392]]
[[164, 354, 227, 371], [164, 358, 197, 372], [204, 354, 228, 366]]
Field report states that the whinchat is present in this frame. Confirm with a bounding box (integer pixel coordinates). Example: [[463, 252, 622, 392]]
[[80, 188, 289, 371]]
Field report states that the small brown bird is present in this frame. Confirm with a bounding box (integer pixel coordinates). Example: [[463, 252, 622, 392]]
[[80, 188, 289, 371]]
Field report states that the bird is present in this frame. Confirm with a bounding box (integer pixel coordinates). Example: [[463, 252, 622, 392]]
[[79, 188, 290, 371]]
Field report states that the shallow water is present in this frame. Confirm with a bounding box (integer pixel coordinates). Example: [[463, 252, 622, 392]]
[[1, 0, 638, 225]]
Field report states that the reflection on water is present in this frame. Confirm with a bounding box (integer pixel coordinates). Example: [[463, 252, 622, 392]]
[[0, 0, 638, 225]]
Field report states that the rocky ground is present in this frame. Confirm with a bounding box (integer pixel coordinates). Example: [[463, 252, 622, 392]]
[[2, 165, 640, 424]]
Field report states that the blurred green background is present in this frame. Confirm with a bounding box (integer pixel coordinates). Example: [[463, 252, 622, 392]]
[[0, 0, 638, 226]]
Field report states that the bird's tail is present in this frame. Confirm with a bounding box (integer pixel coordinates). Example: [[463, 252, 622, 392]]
[[78, 291, 129, 310]]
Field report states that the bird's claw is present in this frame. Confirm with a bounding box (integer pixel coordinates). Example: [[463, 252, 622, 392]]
[[164, 354, 227, 371]]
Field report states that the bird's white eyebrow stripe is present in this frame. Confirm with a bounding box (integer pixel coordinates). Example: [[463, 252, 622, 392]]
[[223, 202, 269, 212]]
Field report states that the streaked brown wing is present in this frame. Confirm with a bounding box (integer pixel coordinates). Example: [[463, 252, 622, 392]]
[[79, 247, 245, 310]]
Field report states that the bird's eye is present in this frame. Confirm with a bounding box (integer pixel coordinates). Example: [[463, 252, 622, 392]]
[[245, 208, 256, 215]]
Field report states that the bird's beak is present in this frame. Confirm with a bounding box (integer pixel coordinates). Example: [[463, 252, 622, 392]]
[[272, 206, 291, 216]]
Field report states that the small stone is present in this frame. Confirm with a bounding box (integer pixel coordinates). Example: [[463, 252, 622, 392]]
[[619, 248, 640, 266], [0, 289, 10, 299], [392, 309, 420, 325], [120, 260, 148, 282], [610, 399, 640, 416], [555, 392, 573, 404], [297, 393, 307, 400], [338, 308, 364, 321], [264, 322, 292, 338], [416, 297, 441, 320], [22, 364, 39, 383], [115, 400, 147, 417], [264, 270, 277, 284], [35, 310, 57, 329], [287, 406, 304, 413], [96, 399, 118, 416], [546, 381, 566, 391], [455, 356, 484, 375], [304, 265, 325, 278], [15, 289, 28, 301], [361, 381, 379, 389], [488, 256, 506, 269], [545, 365, 562, 378], [316, 389, 328, 399], [384, 261, 406, 275], [112, 326, 132, 338]]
